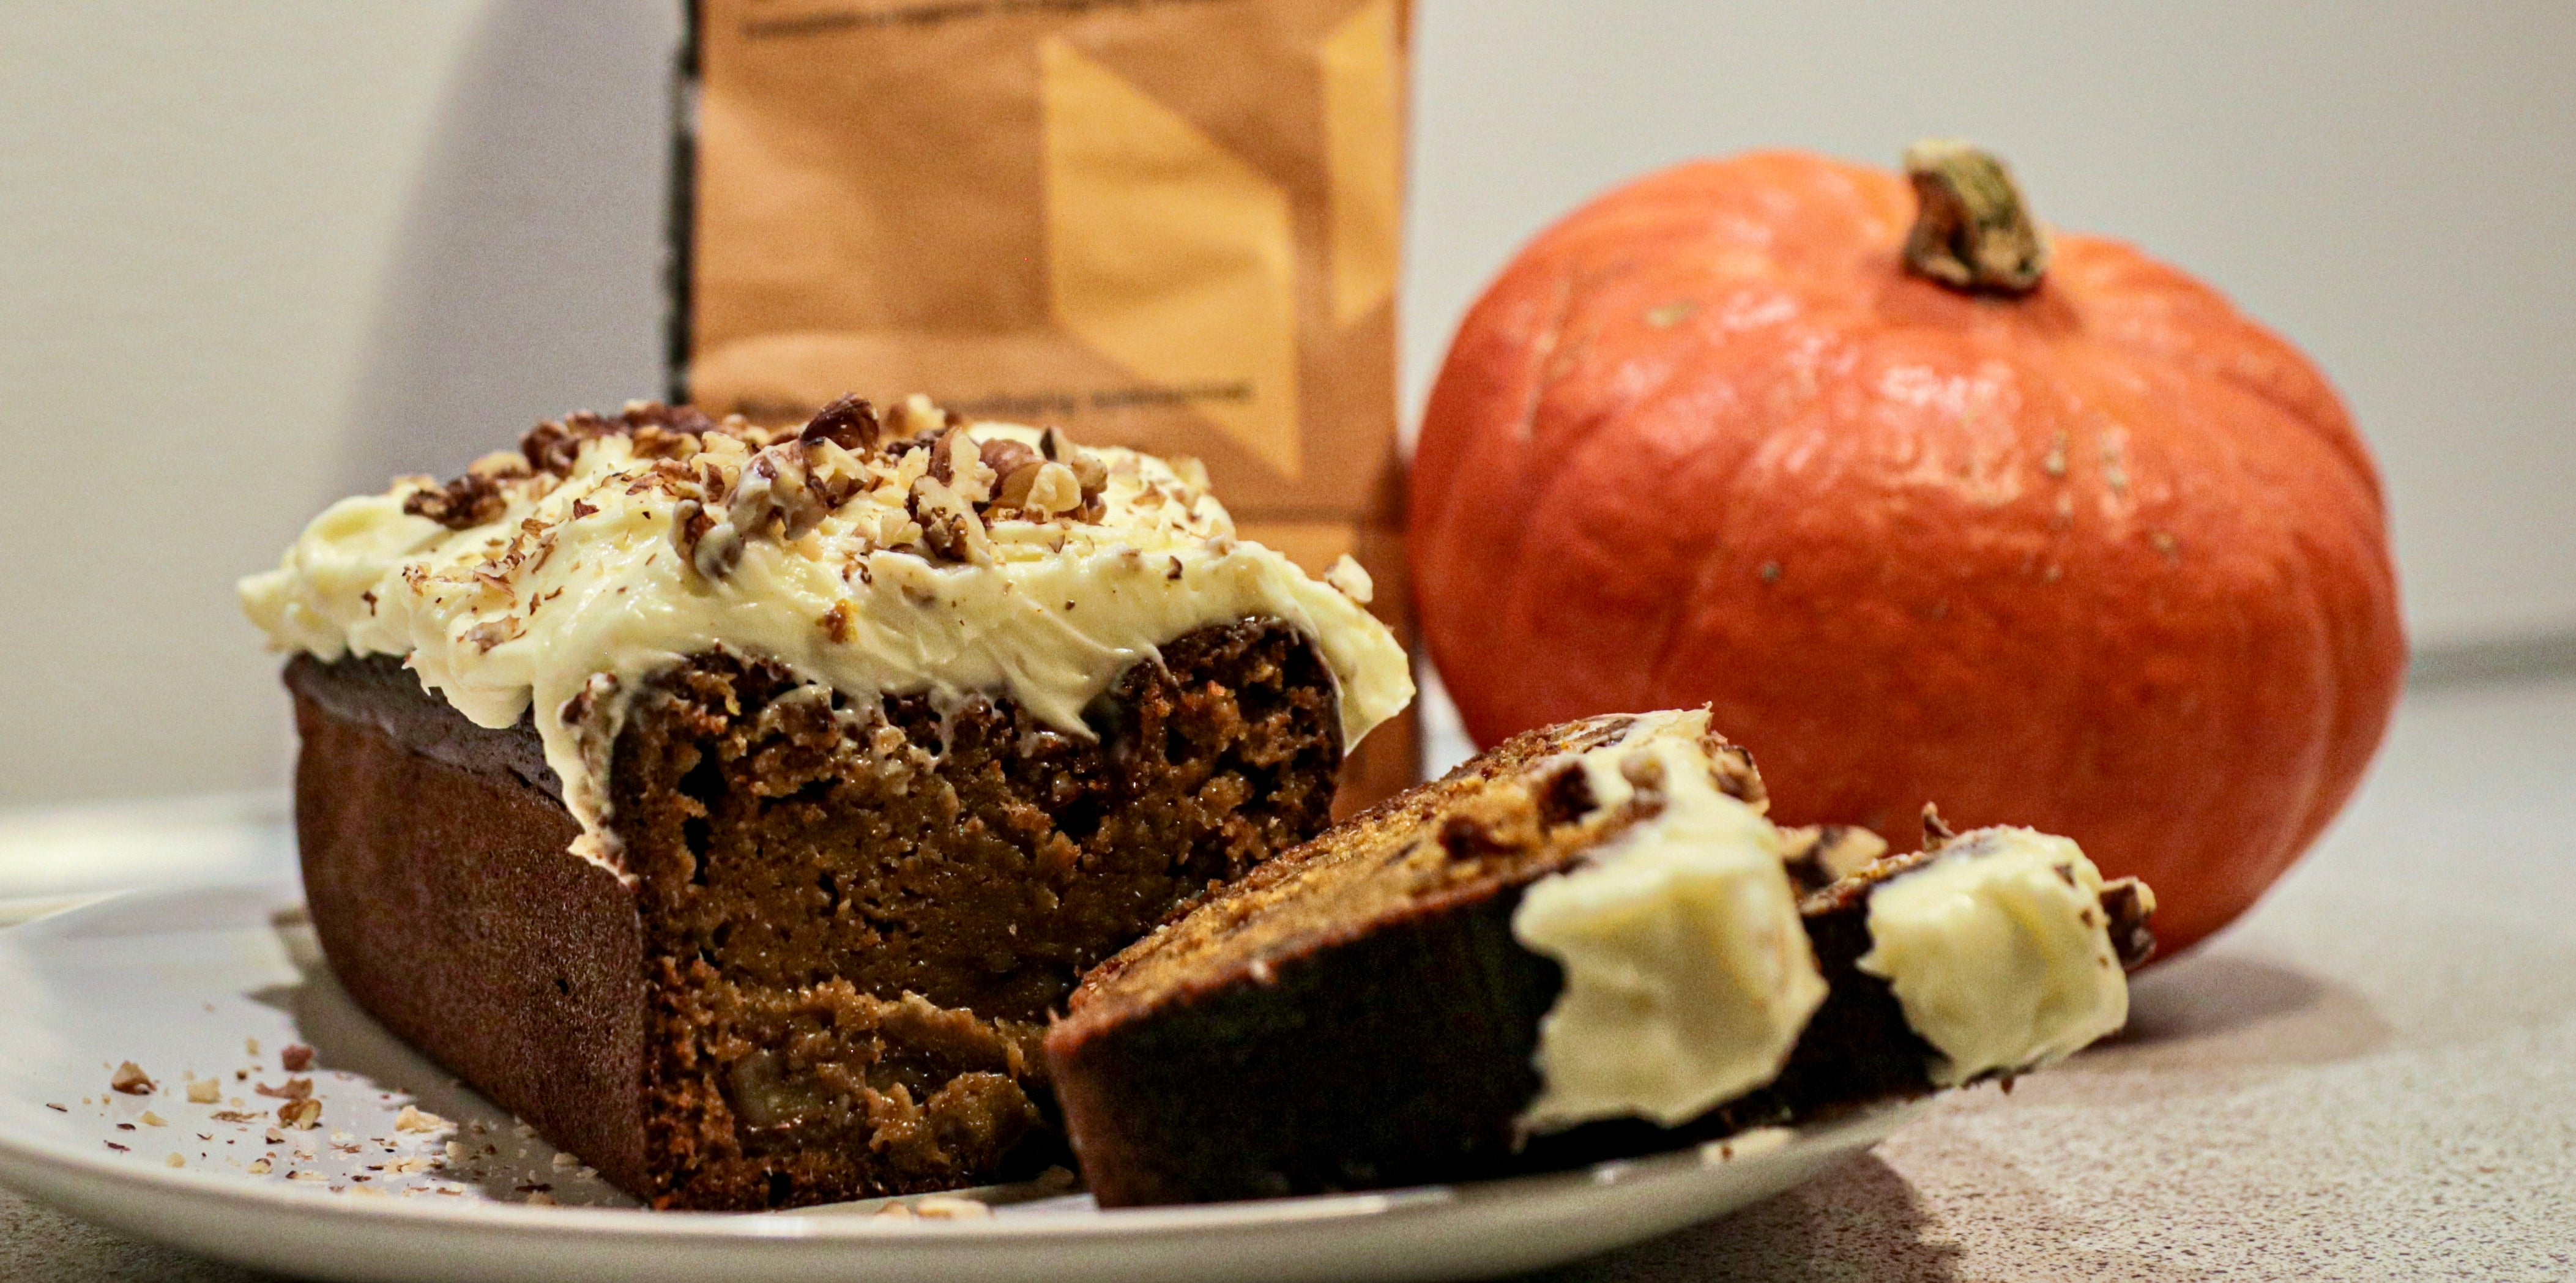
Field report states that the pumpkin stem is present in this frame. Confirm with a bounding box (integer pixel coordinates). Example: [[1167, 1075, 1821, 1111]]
[[1902, 139, 2050, 295]]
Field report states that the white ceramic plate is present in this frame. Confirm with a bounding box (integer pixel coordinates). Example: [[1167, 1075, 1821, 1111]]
[[0, 882, 1921, 1283]]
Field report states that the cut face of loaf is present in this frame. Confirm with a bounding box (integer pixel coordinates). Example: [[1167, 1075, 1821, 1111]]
[[1043, 710, 2156, 1207], [290, 618, 1344, 1210]]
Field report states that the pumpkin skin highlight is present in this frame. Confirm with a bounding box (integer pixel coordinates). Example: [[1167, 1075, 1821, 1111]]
[[1410, 151, 2405, 956]]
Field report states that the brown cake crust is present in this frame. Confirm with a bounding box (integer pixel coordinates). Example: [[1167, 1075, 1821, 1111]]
[[291, 678, 652, 1191], [289, 617, 1342, 1209]]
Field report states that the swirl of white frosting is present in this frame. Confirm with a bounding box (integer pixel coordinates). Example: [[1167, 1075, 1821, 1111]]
[[1510, 710, 1827, 1132], [240, 401, 1413, 857], [1856, 827, 2131, 1086]]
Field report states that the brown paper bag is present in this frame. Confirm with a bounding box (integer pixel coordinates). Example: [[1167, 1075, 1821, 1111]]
[[679, 0, 1416, 804]]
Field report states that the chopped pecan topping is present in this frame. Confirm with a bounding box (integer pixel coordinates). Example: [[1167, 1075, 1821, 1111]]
[[523, 401, 715, 474], [518, 418, 589, 477], [628, 423, 700, 459], [672, 498, 740, 579], [979, 436, 1040, 481], [1697, 734, 1766, 811], [1779, 824, 1890, 893], [994, 460, 1045, 509], [728, 445, 824, 542], [997, 460, 1082, 518], [404, 469, 514, 530], [1046, 437, 1111, 521], [907, 476, 992, 564], [2099, 876, 2158, 970], [925, 427, 999, 505], [798, 393, 882, 453]]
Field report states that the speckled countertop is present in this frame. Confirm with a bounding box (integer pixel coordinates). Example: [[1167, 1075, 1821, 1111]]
[[6, 672, 2572, 1281]]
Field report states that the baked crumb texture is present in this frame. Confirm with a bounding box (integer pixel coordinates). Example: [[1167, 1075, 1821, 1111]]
[[290, 619, 1338, 1210]]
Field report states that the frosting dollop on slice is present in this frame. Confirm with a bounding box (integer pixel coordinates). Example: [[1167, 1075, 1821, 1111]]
[[1511, 710, 1826, 1132], [1856, 827, 2130, 1086]]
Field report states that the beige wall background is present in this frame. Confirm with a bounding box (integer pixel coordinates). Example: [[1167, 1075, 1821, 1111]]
[[1, 1, 2569, 806]]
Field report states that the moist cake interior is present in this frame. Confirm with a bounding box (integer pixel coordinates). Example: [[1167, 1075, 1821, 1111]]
[[294, 617, 1341, 1208]]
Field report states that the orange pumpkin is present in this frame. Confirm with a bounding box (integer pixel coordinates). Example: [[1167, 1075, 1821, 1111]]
[[1410, 144, 2404, 954]]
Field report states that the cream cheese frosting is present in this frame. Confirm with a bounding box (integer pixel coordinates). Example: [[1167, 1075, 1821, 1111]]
[[1509, 710, 1828, 1133], [1856, 826, 2131, 1086], [240, 397, 1413, 859]]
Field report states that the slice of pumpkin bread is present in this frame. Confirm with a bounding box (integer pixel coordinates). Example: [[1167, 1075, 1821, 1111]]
[[1046, 710, 2156, 1206]]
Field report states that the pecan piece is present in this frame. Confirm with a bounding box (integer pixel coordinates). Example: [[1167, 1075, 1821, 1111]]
[[404, 472, 508, 530], [998, 460, 1081, 517], [1778, 824, 1891, 894], [2099, 877, 2159, 970], [798, 393, 882, 454], [907, 476, 992, 564], [672, 498, 742, 580], [979, 437, 1040, 485], [925, 427, 998, 504]]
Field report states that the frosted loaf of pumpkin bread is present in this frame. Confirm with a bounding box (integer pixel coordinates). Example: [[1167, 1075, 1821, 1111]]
[[240, 395, 1414, 1208]]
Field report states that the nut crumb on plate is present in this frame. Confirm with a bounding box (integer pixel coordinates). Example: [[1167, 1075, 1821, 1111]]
[[110, 1062, 155, 1095], [394, 1105, 447, 1133]]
